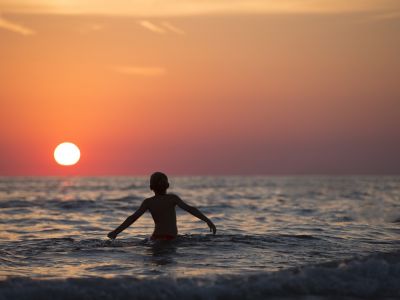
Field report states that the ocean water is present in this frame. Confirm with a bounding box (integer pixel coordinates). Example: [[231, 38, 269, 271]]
[[0, 176, 399, 299]]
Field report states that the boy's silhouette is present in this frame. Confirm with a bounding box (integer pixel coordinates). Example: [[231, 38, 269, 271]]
[[107, 172, 216, 240]]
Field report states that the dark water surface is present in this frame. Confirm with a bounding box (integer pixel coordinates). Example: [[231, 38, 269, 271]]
[[0, 176, 399, 299]]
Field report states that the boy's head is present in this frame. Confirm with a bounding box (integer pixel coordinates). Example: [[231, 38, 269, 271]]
[[150, 172, 169, 194]]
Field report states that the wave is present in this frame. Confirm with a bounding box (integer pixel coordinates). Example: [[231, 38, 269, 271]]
[[0, 234, 313, 255], [0, 199, 32, 208], [1, 251, 399, 299], [0, 195, 145, 212]]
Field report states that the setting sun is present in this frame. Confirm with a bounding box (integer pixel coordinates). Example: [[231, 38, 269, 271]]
[[54, 142, 81, 166]]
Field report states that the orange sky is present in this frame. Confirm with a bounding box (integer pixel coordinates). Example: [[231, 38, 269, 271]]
[[0, 1, 399, 175]]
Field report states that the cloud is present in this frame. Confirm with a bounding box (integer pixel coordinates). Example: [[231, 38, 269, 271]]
[[138, 20, 166, 34], [355, 10, 400, 23], [111, 65, 166, 76], [369, 11, 400, 21], [138, 20, 185, 35], [161, 21, 185, 35], [0, 15, 35, 35]]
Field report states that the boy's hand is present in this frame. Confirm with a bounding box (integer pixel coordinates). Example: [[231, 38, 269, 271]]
[[207, 221, 217, 235], [107, 230, 118, 239]]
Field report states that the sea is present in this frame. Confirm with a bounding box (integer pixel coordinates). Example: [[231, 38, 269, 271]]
[[0, 176, 399, 299]]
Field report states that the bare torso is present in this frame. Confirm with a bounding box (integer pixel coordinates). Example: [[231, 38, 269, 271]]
[[145, 194, 178, 237], [107, 191, 216, 240]]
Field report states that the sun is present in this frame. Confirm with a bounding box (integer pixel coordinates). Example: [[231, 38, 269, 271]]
[[54, 142, 81, 166]]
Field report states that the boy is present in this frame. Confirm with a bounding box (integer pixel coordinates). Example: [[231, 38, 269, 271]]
[[107, 172, 216, 240]]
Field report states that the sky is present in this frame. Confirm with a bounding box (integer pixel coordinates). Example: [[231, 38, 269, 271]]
[[0, 0, 399, 175]]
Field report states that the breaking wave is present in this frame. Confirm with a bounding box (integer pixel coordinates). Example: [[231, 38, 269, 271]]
[[1, 251, 399, 299]]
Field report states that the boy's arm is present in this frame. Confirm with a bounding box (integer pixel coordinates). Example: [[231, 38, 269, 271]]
[[107, 200, 148, 239], [175, 196, 216, 234]]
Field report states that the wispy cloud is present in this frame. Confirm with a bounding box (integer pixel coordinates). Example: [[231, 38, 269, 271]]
[[0, 15, 35, 35], [111, 65, 167, 77], [355, 10, 400, 23], [138, 20, 166, 34], [161, 21, 185, 35], [369, 11, 400, 21], [138, 20, 185, 35]]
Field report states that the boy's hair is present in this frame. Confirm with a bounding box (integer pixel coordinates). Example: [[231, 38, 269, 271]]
[[150, 172, 169, 193]]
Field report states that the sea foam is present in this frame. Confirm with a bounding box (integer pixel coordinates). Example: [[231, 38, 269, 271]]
[[1, 251, 399, 300]]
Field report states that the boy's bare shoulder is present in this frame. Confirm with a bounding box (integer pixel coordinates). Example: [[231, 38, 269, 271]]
[[142, 196, 155, 205], [167, 193, 181, 201], [143, 194, 181, 207], [143, 194, 179, 202], [144, 196, 155, 201]]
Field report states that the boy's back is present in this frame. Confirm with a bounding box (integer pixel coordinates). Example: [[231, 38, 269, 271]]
[[107, 172, 216, 240], [145, 194, 178, 237]]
